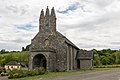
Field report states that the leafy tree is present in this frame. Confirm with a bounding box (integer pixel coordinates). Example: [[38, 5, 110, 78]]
[[115, 51, 120, 64], [93, 49, 120, 66], [94, 54, 102, 66], [25, 44, 30, 51], [110, 53, 116, 64], [0, 49, 6, 54], [22, 47, 25, 51], [100, 56, 110, 65], [0, 51, 29, 66]]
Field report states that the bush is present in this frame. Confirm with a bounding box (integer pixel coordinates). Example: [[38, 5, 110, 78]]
[[8, 67, 46, 79], [8, 69, 29, 79], [35, 67, 46, 75], [0, 68, 6, 73], [0, 72, 8, 76], [27, 67, 46, 76], [6, 68, 11, 73], [0, 69, 3, 74], [27, 69, 37, 76]]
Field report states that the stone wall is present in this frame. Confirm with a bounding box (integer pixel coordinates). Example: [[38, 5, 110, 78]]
[[80, 59, 93, 70]]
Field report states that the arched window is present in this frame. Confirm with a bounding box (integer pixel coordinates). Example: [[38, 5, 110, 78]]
[[45, 20, 49, 32], [44, 39, 49, 46]]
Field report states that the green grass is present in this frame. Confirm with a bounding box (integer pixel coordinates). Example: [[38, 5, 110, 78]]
[[0, 51, 29, 66], [94, 64, 120, 68], [8, 68, 113, 80]]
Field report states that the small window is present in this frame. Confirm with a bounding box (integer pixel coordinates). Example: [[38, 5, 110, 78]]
[[11, 66, 13, 68], [44, 39, 49, 46], [17, 66, 19, 68]]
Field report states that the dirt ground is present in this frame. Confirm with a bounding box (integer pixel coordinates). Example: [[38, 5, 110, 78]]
[[0, 76, 8, 80]]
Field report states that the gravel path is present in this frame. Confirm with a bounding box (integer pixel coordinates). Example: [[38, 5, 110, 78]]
[[38, 68, 120, 80], [0, 76, 8, 80]]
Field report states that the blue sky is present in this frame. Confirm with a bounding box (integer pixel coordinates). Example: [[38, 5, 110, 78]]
[[16, 23, 33, 31], [57, 2, 80, 14], [0, 0, 120, 51]]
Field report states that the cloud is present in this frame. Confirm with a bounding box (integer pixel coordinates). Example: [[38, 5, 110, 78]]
[[0, 42, 23, 51], [5, 4, 29, 15], [110, 42, 120, 45], [57, 0, 120, 50], [0, 0, 120, 50], [92, 0, 113, 8], [15, 23, 33, 31], [57, 2, 80, 14]]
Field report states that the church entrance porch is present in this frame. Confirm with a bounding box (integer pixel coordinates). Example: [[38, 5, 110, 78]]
[[33, 54, 47, 69], [29, 52, 56, 71]]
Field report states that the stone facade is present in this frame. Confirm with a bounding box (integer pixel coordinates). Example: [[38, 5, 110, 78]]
[[29, 7, 93, 71], [76, 50, 93, 70]]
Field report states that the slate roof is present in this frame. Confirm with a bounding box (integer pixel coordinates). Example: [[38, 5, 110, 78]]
[[6, 61, 20, 66], [57, 31, 79, 50], [77, 50, 93, 59]]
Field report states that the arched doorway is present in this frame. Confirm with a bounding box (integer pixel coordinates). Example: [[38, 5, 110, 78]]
[[33, 54, 47, 69]]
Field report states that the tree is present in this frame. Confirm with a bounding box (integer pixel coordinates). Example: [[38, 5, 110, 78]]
[[25, 44, 30, 51], [22, 47, 25, 51], [114, 51, 120, 64], [110, 53, 116, 64], [100, 56, 110, 65], [0, 49, 6, 54], [93, 49, 118, 66], [94, 54, 102, 66]]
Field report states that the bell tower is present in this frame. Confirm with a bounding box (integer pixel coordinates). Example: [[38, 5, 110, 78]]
[[39, 6, 56, 34], [39, 9, 44, 32]]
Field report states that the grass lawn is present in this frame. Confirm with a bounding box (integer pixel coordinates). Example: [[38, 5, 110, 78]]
[[94, 64, 120, 68], [9, 68, 112, 80]]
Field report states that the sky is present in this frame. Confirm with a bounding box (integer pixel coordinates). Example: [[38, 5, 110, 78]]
[[0, 0, 120, 51]]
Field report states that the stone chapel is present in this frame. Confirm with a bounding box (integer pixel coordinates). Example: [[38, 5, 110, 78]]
[[29, 7, 93, 71]]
